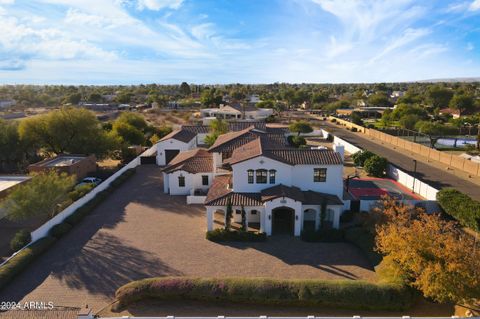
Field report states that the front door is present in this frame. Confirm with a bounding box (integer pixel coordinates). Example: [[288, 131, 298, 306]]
[[272, 207, 295, 235]]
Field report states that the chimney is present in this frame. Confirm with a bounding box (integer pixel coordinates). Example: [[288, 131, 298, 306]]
[[333, 144, 344, 160]]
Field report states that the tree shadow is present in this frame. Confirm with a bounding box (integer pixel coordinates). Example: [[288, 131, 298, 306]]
[[213, 236, 374, 280], [51, 232, 182, 296]]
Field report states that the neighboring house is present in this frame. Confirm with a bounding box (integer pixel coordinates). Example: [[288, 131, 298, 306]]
[[28, 155, 97, 181], [162, 149, 214, 195], [159, 123, 346, 237], [0, 176, 31, 218], [156, 129, 197, 165], [439, 107, 461, 119], [0, 99, 16, 109], [200, 104, 273, 124], [390, 91, 405, 99]]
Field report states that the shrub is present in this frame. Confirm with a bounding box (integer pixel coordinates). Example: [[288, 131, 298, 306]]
[[437, 188, 480, 232], [10, 229, 32, 251], [351, 127, 357, 132], [364, 155, 388, 177], [0, 236, 56, 289], [287, 135, 306, 148], [115, 277, 414, 311], [340, 210, 354, 223], [330, 118, 337, 123], [301, 228, 344, 242], [206, 229, 267, 242], [49, 222, 73, 239], [351, 150, 375, 167], [344, 227, 382, 266], [68, 184, 94, 202]]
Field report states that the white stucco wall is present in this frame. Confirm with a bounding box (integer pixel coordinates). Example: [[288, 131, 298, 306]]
[[156, 138, 196, 166], [166, 170, 214, 195], [231, 156, 343, 198]]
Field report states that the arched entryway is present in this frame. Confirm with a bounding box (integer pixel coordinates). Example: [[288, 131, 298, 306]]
[[272, 206, 295, 235]]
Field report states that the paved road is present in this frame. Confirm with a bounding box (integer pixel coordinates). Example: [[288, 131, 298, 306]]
[[320, 121, 480, 201], [0, 165, 375, 313]]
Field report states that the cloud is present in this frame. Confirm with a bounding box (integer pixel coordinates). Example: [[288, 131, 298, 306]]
[[0, 58, 25, 71], [470, 0, 480, 10], [137, 0, 183, 11]]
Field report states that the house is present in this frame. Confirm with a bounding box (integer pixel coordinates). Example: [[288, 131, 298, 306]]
[[200, 104, 273, 123], [156, 129, 197, 165], [439, 107, 461, 119], [162, 149, 214, 195], [0, 99, 16, 109], [159, 124, 346, 237], [28, 155, 97, 181], [0, 175, 31, 201]]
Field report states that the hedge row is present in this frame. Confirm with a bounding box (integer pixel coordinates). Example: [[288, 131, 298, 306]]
[[206, 229, 267, 242], [437, 188, 480, 232], [0, 168, 137, 291], [0, 236, 56, 289], [115, 277, 414, 311]]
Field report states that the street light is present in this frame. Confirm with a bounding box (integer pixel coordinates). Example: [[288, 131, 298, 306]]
[[412, 159, 417, 193]]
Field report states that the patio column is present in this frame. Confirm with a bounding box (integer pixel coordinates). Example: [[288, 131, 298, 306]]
[[260, 210, 265, 233], [332, 206, 341, 229], [245, 210, 249, 229], [314, 206, 321, 230], [206, 207, 214, 231]]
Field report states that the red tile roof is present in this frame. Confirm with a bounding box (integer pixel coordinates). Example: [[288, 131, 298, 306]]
[[163, 149, 213, 174], [205, 178, 342, 206], [227, 138, 343, 166]]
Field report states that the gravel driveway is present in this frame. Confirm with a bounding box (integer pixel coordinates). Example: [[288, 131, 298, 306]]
[[0, 165, 376, 313]]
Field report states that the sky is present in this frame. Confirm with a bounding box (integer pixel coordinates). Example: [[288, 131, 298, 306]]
[[0, 0, 479, 84]]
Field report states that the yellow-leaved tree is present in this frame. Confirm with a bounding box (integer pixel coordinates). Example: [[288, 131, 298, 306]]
[[374, 197, 480, 305]]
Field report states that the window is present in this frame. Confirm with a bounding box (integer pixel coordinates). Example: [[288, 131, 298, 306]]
[[202, 175, 209, 186], [235, 209, 241, 215], [178, 175, 185, 187], [247, 169, 254, 184], [256, 169, 267, 184], [251, 209, 258, 215], [269, 169, 276, 184], [313, 168, 327, 182]]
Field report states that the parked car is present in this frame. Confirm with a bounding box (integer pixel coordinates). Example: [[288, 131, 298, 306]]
[[77, 177, 102, 188]]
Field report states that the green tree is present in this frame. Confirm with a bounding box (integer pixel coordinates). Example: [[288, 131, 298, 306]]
[[112, 122, 145, 145], [449, 93, 476, 115], [241, 205, 247, 231], [391, 103, 428, 120], [88, 93, 103, 103], [18, 107, 117, 157], [225, 199, 233, 231], [350, 112, 364, 126], [379, 109, 393, 128], [364, 155, 388, 177], [415, 121, 457, 148], [205, 119, 229, 147], [368, 92, 390, 107], [179, 82, 191, 97], [0, 119, 30, 172], [64, 93, 81, 105], [352, 150, 375, 167], [398, 114, 420, 130], [289, 120, 313, 136], [427, 85, 453, 109], [1, 171, 76, 221], [201, 88, 223, 107]]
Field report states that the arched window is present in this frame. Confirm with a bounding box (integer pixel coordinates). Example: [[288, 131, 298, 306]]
[[256, 169, 267, 184], [269, 169, 276, 184], [247, 169, 254, 184]]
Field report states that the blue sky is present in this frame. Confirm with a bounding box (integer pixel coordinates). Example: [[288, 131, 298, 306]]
[[0, 0, 479, 84]]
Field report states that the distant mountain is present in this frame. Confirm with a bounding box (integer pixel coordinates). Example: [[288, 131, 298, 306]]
[[418, 77, 480, 83]]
